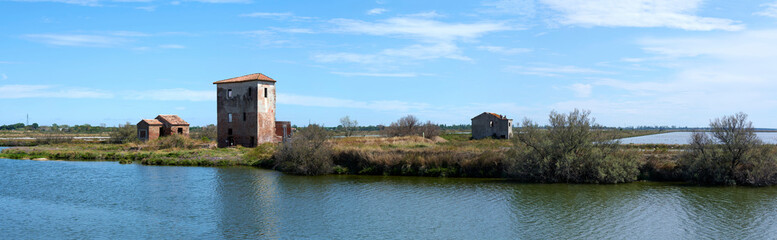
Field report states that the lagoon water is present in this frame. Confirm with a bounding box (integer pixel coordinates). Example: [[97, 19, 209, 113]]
[[619, 131, 777, 145], [2, 151, 777, 239]]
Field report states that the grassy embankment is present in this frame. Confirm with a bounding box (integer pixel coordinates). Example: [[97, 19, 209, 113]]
[[0, 131, 682, 181]]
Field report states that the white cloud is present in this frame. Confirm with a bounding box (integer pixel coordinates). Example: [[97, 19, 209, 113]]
[[367, 8, 387, 15], [569, 83, 592, 97], [125, 88, 213, 101], [135, 6, 156, 11], [477, 45, 531, 54], [317, 17, 513, 65], [506, 64, 613, 77], [481, 0, 536, 16], [270, 27, 315, 34], [403, 11, 444, 18], [278, 93, 431, 112], [755, 2, 777, 18], [1, 74, 7, 80], [239, 12, 311, 20], [540, 0, 744, 31], [558, 29, 777, 127], [640, 30, 777, 59], [311, 52, 381, 64], [381, 42, 471, 61], [330, 17, 512, 42], [240, 12, 293, 18], [331, 72, 422, 77], [0, 85, 113, 99], [22, 34, 129, 47]]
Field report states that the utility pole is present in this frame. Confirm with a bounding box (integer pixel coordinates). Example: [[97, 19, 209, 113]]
[[26, 114, 29, 125]]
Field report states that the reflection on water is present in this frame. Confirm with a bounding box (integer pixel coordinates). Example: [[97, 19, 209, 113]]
[[619, 132, 777, 144], [1, 158, 777, 239]]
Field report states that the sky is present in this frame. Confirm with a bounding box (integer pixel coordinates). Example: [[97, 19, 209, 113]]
[[2, 0, 777, 128]]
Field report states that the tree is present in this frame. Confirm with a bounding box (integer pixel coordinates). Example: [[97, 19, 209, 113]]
[[683, 112, 767, 185], [109, 122, 137, 144], [274, 124, 333, 175], [508, 109, 638, 183], [339, 116, 359, 137]]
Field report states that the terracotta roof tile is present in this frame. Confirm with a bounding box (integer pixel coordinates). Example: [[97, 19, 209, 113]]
[[139, 119, 163, 125], [156, 115, 189, 125], [213, 73, 276, 84]]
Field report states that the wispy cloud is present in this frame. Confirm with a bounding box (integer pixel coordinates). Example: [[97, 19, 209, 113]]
[[278, 93, 431, 112], [239, 12, 312, 20], [330, 17, 512, 42], [367, 8, 387, 15], [540, 0, 744, 31], [135, 6, 156, 11], [315, 16, 513, 65], [124, 88, 212, 101], [555, 29, 777, 126], [477, 45, 531, 54], [1, 74, 7, 80], [755, 1, 777, 18], [569, 83, 592, 97], [22, 34, 129, 47], [331, 72, 423, 77], [507, 64, 612, 77], [0, 85, 113, 99]]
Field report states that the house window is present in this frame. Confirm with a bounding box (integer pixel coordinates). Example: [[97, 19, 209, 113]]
[[248, 87, 251, 97], [264, 88, 268, 98], [228, 128, 232, 135], [139, 130, 146, 138], [228, 113, 232, 122], [490, 121, 494, 128], [228, 89, 232, 98], [243, 112, 246, 121], [178, 128, 183, 134]]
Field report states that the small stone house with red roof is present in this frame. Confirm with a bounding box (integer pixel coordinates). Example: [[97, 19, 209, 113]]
[[213, 73, 291, 148], [471, 112, 513, 140], [137, 115, 190, 141]]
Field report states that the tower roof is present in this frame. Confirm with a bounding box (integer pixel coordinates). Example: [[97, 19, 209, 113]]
[[213, 73, 276, 84]]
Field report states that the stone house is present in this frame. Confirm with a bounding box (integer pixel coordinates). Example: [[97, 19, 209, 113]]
[[137, 115, 190, 141], [213, 73, 291, 148], [471, 112, 513, 140]]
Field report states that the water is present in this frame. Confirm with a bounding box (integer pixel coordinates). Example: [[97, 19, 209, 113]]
[[2, 156, 777, 239], [619, 132, 777, 145]]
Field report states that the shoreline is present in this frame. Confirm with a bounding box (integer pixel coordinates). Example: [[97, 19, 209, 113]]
[[0, 141, 683, 182]]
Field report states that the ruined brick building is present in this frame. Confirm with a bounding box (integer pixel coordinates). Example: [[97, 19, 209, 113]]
[[137, 115, 190, 141], [471, 112, 513, 140], [213, 73, 290, 148]]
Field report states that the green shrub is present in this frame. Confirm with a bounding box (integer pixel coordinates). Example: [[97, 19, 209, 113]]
[[109, 122, 137, 144], [507, 109, 639, 183], [243, 143, 277, 167], [274, 124, 334, 175], [144, 134, 201, 150], [681, 112, 777, 186]]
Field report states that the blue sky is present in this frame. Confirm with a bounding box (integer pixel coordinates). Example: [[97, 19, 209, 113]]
[[2, 0, 777, 127]]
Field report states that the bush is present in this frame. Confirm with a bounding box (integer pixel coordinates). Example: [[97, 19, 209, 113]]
[[243, 143, 277, 167], [144, 134, 201, 150], [382, 115, 440, 139], [109, 122, 137, 144], [681, 112, 777, 186], [191, 124, 216, 141], [506, 109, 638, 183], [274, 124, 334, 175]]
